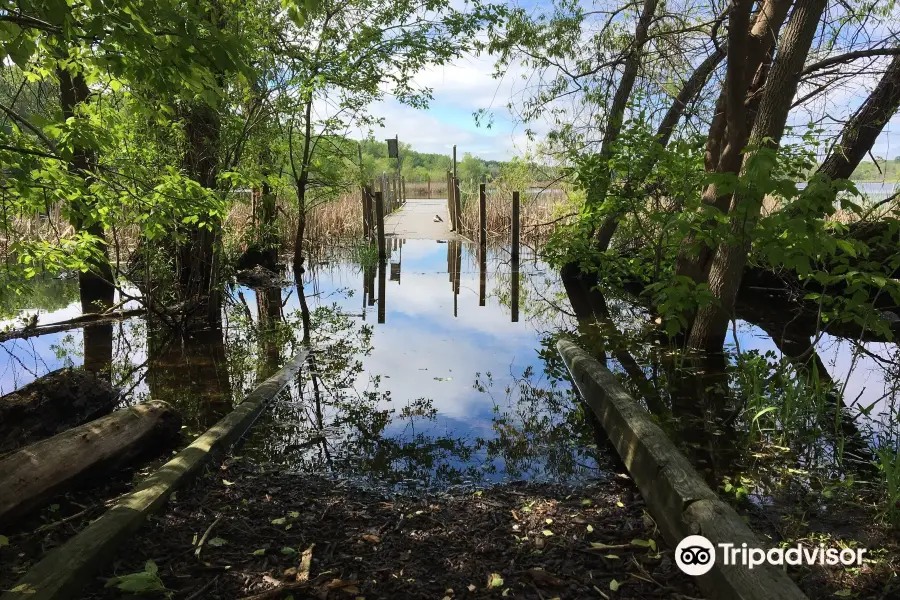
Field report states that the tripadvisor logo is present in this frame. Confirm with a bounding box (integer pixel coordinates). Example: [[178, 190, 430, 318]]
[[675, 535, 867, 576], [675, 535, 715, 576]]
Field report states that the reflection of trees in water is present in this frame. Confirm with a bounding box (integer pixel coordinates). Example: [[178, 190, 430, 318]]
[[146, 313, 233, 430], [245, 292, 602, 488], [556, 267, 898, 507], [473, 367, 602, 480]]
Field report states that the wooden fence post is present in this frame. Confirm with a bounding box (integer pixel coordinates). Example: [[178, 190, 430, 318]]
[[454, 177, 462, 233], [362, 185, 370, 240], [479, 183, 487, 249], [511, 191, 520, 262], [427, 176, 431, 199], [447, 170, 455, 231], [375, 191, 386, 261], [401, 176, 406, 205]]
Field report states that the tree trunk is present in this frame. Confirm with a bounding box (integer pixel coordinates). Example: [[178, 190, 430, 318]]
[[57, 68, 115, 315], [291, 97, 314, 272], [179, 100, 223, 324], [587, 0, 659, 223], [0, 401, 181, 523], [675, 0, 793, 286], [688, 0, 828, 352], [818, 54, 900, 180]]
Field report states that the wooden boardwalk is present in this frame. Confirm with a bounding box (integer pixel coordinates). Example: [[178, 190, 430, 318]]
[[383, 198, 461, 240]]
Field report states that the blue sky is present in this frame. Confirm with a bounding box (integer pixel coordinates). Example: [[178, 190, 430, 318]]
[[361, 36, 900, 165]]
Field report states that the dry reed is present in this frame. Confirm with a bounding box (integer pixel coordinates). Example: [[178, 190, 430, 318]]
[[456, 187, 572, 243]]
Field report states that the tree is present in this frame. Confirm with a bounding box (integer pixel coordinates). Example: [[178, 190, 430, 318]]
[[271, 0, 496, 271]]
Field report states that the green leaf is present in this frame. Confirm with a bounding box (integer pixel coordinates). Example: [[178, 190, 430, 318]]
[[610, 579, 620, 591], [207, 537, 227, 547], [0, 535, 8, 546], [487, 573, 504, 588], [251, 548, 266, 556]]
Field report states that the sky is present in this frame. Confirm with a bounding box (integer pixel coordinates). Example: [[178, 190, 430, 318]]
[[359, 51, 535, 161], [358, 17, 900, 166]]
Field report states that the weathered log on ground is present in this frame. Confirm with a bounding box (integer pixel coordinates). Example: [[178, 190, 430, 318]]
[[0, 368, 120, 454], [0, 400, 181, 525]]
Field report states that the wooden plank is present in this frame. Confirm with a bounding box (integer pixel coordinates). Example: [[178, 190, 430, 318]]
[[1, 350, 310, 600], [557, 340, 808, 600]]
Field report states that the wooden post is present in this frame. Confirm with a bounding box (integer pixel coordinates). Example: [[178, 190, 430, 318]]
[[478, 243, 486, 307], [401, 176, 406, 205], [447, 170, 455, 231], [375, 191, 386, 261], [452, 144, 457, 180], [452, 240, 460, 318], [427, 176, 431, 199], [479, 183, 487, 249], [511, 259, 519, 323], [454, 177, 462, 233], [363, 185, 372, 240], [511, 191, 520, 262]]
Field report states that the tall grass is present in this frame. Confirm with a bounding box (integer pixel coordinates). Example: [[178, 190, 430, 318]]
[[456, 183, 573, 243]]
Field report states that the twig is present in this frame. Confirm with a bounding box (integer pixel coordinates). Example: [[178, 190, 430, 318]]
[[185, 575, 220, 600], [238, 575, 327, 600], [194, 517, 222, 559]]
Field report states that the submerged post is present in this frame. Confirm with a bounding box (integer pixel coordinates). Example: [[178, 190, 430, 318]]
[[511, 190, 520, 262], [377, 260, 386, 324], [479, 183, 487, 249], [511, 266, 519, 322], [375, 191, 386, 261], [479, 242, 486, 307]]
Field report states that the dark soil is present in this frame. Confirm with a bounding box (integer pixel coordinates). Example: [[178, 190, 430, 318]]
[[83, 457, 700, 600]]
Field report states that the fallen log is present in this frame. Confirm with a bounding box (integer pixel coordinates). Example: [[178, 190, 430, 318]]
[[0, 400, 181, 525], [0, 368, 120, 454], [0, 309, 146, 343]]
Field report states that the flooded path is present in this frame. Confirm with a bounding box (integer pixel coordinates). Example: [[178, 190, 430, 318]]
[[383, 198, 461, 239]]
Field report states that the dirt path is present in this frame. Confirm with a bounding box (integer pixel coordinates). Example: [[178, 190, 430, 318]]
[[83, 455, 699, 600], [384, 199, 462, 240]]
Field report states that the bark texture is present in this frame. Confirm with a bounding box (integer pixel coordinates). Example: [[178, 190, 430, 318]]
[[687, 0, 828, 352], [57, 68, 116, 314]]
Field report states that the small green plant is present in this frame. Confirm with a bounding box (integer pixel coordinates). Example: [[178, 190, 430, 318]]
[[351, 241, 379, 267], [876, 446, 900, 526], [105, 560, 171, 597]]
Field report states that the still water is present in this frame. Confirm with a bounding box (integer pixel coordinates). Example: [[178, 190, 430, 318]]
[[0, 240, 603, 489], [1, 239, 896, 496]]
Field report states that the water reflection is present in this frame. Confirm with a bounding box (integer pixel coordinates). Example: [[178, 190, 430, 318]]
[[243, 239, 604, 488], [2, 239, 894, 502]]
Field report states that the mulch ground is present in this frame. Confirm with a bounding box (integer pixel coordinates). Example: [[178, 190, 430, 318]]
[[81, 456, 701, 600]]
